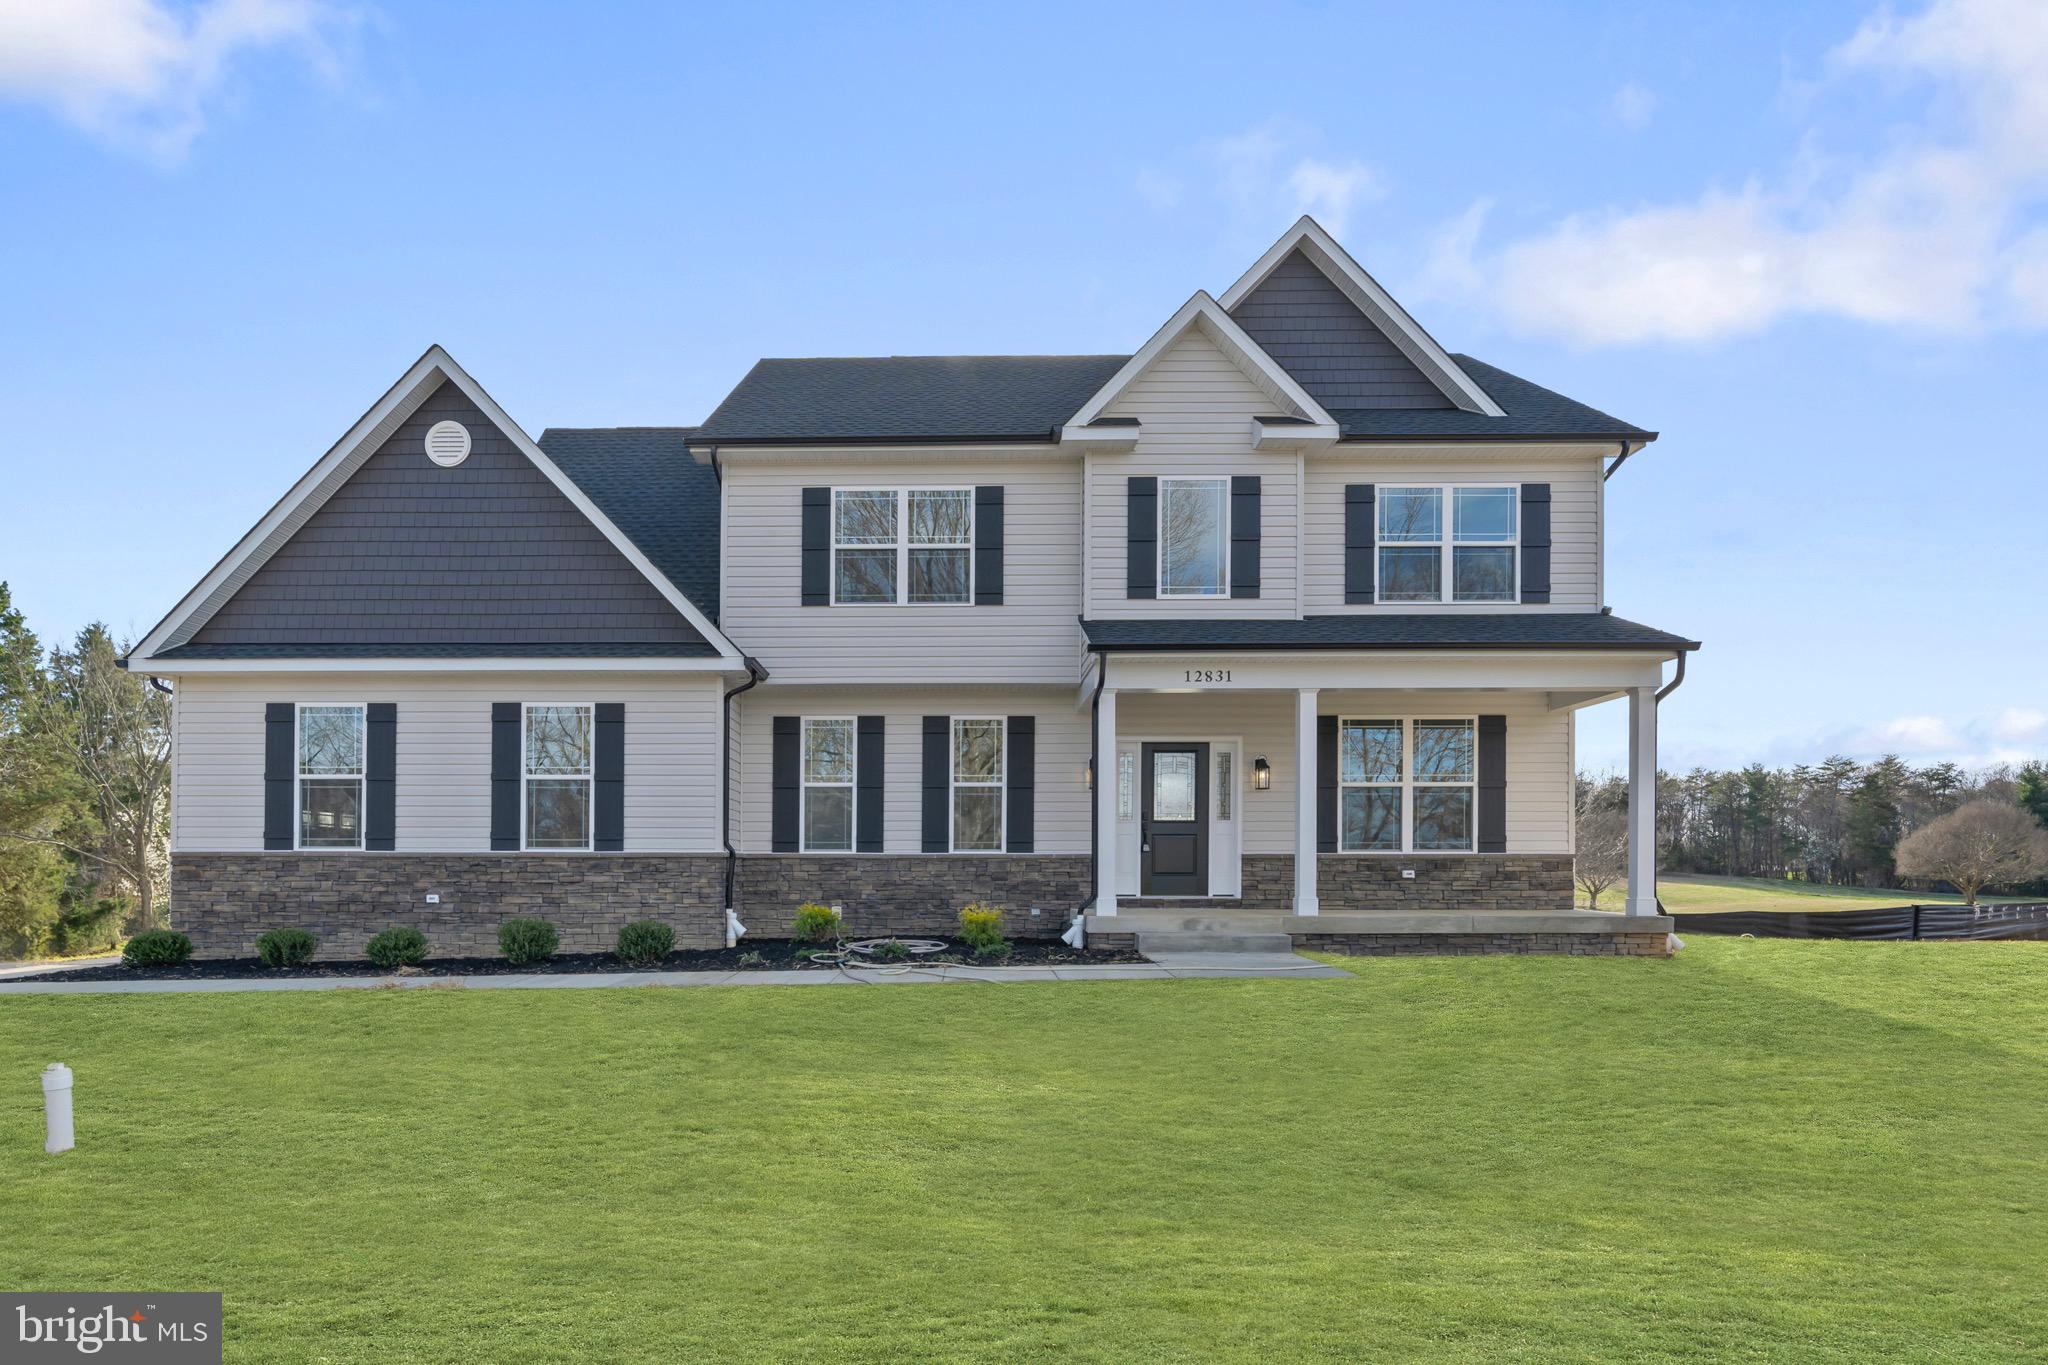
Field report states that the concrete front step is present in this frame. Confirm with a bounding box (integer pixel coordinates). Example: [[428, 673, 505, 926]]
[[1135, 930, 1297, 955]]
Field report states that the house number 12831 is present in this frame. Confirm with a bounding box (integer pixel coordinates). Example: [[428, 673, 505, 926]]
[[1184, 669, 1232, 684]]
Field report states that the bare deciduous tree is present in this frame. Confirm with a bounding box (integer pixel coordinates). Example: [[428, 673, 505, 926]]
[[52, 627, 172, 930], [1575, 790, 1628, 910], [1895, 800, 2048, 906]]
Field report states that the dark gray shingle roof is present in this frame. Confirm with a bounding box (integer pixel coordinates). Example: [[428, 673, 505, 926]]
[[692, 356, 1128, 443], [687, 353, 1648, 444], [1081, 613, 1698, 652], [538, 426, 721, 622], [153, 641, 716, 660]]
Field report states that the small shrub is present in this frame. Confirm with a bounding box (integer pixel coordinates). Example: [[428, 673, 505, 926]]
[[958, 903, 1009, 955], [873, 938, 910, 962], [365, 926, 428, 968], [615, 920, 675, 965], [498, 917, 560, 965], [122, 929, 193, 967], [791, 902, 840, 943], [737, 950, 765, 967], [255, 927, 319, 968]]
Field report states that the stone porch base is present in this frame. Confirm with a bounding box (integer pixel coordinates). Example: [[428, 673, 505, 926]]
[[1086, 911, 1675, 958]]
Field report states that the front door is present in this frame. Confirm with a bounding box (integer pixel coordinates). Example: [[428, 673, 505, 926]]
[[1141, 742, 1209, 896]]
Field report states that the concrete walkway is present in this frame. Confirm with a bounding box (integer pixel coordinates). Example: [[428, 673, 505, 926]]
[[0, 952, 1348, 996]]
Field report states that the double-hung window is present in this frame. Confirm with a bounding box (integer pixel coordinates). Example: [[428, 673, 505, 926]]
[[524, 704, 593, 851], [1378, 485, 1517, 603], [1338, 718, 1477, 852], [950, 718, 1004, 851], [832, 488, 972, 604], [1158, 477, 1229, 597], [297, 704, 365, 849], [801, 717, 856, 851]]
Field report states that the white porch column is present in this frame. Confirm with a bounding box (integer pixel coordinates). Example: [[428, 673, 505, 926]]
[[1095, 687, 1119, 916], [1294, 688, 1320, 916], [1625, 685, 1659, 916]]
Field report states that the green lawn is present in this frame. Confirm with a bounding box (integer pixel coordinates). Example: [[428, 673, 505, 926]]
[[1583, 873, 2007, 914], [4, 940, 2046, 1362]]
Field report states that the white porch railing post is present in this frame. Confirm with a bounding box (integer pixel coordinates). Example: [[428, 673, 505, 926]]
[[1625, 685, 1659, 916], [1095, 687, 1119, 916], [1295, 688, 1320, 916]]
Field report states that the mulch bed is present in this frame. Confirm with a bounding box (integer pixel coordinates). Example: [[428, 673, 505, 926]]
[[8, 937, 1150, 984]]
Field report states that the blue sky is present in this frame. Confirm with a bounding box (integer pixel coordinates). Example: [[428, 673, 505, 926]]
[[2, 0, 2043, 774]]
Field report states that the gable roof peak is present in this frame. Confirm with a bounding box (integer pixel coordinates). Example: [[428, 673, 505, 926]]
[[1062, 290, 1336, 435], [1220, 218, 1505, 417]]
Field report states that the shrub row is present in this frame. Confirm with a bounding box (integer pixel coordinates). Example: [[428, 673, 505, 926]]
[[121, 918, 679, 970]]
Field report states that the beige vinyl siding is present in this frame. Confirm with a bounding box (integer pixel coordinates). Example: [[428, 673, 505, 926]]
[[718, 455, 1082, 685], [1085, 329, 1300, 619], [1116, 689, 1571, 854], [1302, 450, 1605, 612], [171, 672, 724, 853], [735, 686, 1087, 855]]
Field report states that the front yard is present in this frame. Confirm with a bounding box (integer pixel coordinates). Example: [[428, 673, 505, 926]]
[[4, 939, 2044, 1362]]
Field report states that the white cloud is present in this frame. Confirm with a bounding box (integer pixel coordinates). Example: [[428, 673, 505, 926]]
[[1138, 119, 1385, 237], [1436, 0, 2048, 344], [0, 0, 352, 162], [1993, 707, 2048, 743], [1866, 714, 1965, 753], [1609, 81, 1657, 131]]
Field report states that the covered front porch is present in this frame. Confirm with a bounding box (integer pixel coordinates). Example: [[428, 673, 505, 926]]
[[1082, 638, 1680, 949]]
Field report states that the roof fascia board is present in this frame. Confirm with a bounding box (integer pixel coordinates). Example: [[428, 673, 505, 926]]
[[1219, 216, 1508, 418], [134, 346, 745, 666], [127, 656, 748, 675], [1063, 291, 1335, 431], [695, 441, 1071, 464]]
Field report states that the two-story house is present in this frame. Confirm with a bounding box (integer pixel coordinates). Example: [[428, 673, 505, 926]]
[[126, 219, 1692, 958]]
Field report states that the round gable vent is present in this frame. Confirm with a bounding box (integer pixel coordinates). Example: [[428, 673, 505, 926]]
[[425, 420, 472, 467]]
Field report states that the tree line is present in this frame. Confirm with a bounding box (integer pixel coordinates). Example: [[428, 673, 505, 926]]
[[0, 582, 170, 957], [1579, 754, 2048, 896]]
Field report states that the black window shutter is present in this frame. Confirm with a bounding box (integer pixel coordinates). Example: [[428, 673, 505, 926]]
[[1006, 715, 1035, 852], [1344, 485, 1377, 604], [973, 486, 1004, 606], [263, 702, 294, 850], [1230, 476, 1261, 599], [922, 716, 950, 852], [771, 716, 800, 852], [365, 703, 396, 851], [490, 703, 520, 850], [1478, 715, 1507, 853], [1316, 715, 1339, 854], [1520, 483, 1551, 604], [594, 703, 625, 851], [1126, 476, 1157, 599], [801, 487, 831, 606], [856, 716, 885, 852]]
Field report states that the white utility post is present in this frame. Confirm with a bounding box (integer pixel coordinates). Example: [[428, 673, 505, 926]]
[[1294, 688, 1320, 916], [42, 1063, 74, 1154], [1625, 685, 1659, 916], [1094, 687, 1119, 916]]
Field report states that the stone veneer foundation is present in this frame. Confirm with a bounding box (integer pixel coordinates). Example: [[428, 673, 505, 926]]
[[735, 855, 1092, 939], [1291, 931, 1670, 958], [171, 853, 727, 959]]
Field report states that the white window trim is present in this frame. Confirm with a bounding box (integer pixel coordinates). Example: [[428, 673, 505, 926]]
[[1335, 716, 1480, 854], [799, 715, 859, 854], [522, 702, 595, 853], [829, 486, 976, 607], [948, 715, 1006, 853], [1156, 476, 1232, 600], [294, 701, 366, 852], [1374, 483, 1520, 606]]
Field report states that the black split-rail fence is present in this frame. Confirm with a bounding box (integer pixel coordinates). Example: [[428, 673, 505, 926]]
[[1672, 902, 2048, 941]]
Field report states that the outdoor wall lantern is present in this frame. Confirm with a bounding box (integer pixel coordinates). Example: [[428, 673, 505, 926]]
[[1252, 755, 1271, 790]]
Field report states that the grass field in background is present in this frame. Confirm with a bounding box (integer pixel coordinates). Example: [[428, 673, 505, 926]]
[[1580, 872, 2012, 914], [5, 938, 2046, 1362]]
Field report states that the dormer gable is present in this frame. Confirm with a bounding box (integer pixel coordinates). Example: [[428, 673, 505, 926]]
[[1220, 216, 1505, 418]]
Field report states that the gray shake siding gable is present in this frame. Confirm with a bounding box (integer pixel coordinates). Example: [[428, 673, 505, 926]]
[[1228, 249, 1452, 410], [188, 380, 707, 650]]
